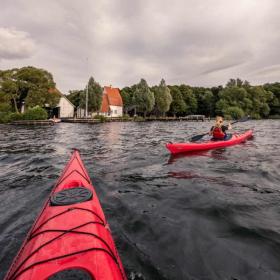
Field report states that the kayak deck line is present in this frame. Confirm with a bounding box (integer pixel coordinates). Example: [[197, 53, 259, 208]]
[[5, 150, 127, 280], [30, 207, 106, 236], [11, 248, 121, 280], [9, 222, 120, 280]]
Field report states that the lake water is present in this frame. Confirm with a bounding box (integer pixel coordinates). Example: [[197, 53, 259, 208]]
[[0, 120, 280, 280]]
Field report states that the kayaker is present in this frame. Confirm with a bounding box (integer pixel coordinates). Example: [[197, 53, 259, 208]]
[[209, 116, 232, 140]]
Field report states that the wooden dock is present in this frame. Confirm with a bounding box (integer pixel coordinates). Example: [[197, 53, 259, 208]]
[[62, 118, 101, 123], [61, 115, 207, 123], [11, 120, 54, 126], [179, 115, 206, 121]]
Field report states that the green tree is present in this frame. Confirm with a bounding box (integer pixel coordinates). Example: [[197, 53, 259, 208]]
[[120, 86, 136, 114], [179, 84, 197, 114], [216, 85, 250, 117], [80, 77, 103, 113], [0, 66, 58, 111], [264, 83, 280, 116], [25, 87, 60, 108], [0, 79, 20, 112], [168, 85, 187, 116], [224, 106, 245, 119], [0, 90, 11, 112], [67, 90, 83, 107], [226, 78, 250, 88], [247, 86, 273, 118], [153, 79, 172, 116], [133, 79, 155, 117], [193, 87, 215, 116]]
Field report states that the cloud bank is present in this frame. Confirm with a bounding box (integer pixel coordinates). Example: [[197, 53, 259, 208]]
[[0, 27, 36, 60], [0, 0, 279, 92]]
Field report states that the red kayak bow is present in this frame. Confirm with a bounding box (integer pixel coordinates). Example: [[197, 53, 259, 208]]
[[5, 150, 126, 280]]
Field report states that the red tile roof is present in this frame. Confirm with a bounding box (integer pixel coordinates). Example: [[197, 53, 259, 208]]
[[104, 86, 123, 107], [100, 94, 109, 113]]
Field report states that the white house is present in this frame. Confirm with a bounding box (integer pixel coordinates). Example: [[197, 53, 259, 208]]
[[50, 88, 75, 118], [57, 95, 75, 118], [100, 86, 123, 117]]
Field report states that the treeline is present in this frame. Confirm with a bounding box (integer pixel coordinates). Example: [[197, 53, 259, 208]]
[[69, 77, 280, 119], [1, 66, 280, 122], [120, 78, 280, 119]]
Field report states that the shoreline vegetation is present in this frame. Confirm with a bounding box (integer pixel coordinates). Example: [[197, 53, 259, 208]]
[[1, 66, 280, 124]]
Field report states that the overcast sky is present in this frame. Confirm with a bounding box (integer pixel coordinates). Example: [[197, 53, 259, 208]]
[[0, 0, 279, 93]]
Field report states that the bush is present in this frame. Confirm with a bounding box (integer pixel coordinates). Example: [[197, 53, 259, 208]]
[[250, 112, 261, 119], [134, 116, 145, 122], [93, 114, 107, 122], [0, 112, 11, 123], [10, 112, 23, 121], [269, 115, 280, 119], [23, 106, 48, 120], [121, 114, 131, 121]]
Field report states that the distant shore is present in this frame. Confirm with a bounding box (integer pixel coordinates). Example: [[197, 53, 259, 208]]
[[2, 115, 279, 126]]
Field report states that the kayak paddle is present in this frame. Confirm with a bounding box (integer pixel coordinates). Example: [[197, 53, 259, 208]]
[[189, 116, 250, 142]]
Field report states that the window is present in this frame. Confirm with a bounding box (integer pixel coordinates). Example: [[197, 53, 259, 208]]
[[114, 110, 117, 114]]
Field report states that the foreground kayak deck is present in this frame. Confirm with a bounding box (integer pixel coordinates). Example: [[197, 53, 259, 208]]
[[166, 130, 253, 154], [5, 150, 126, 280]]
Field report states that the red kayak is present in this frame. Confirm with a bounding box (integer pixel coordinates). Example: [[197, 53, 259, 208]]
[[166, 130, 253, 154], [5, 150, 126, 280]]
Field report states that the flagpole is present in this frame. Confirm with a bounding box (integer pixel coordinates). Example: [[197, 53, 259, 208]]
[[86, 80, 88, 118], [85, 57, 89, 118]]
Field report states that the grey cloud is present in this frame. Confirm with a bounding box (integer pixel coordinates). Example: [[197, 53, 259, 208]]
[[0, 27, 36, 60], [0, 0, 280, 92]]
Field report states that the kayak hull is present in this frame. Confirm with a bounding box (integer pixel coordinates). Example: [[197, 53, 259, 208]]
[[5, 150, 126, 280], [166, 130, 253, 154]]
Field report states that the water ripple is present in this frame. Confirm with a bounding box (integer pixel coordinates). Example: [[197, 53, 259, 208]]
[[0, 120, 280, 280]]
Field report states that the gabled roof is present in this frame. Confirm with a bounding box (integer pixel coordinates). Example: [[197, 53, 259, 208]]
[[104, 86, 123, 107], [49, 88, 75, 108], [100, 94, 109, 113]]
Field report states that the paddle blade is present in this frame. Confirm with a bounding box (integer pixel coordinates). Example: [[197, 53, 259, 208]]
[[189, 133, 208, 142], [231, 115, 250, 125]]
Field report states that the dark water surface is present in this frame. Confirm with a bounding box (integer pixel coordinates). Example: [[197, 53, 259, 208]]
[[0, 120, 280, 280]]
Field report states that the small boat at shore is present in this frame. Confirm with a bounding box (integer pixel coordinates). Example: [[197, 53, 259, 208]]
[[49, 117, 61, 123], [166, 130, 253, 154]]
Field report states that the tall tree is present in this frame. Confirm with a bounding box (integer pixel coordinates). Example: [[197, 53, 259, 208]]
[[0, 79, 20, 112], [264, 83, 280, 116], [247, 86, 273, 118], [133, 79, 155, 117], [193, 87, 215, 116], [153, 79, 172, 116], [179, 84, 197, 114], [168, 85, 187, 116], [0, 66, 58, 110], [80, 77, 103, 113], [67, 90, 83, 107], [226, 78, 250, 88], [120, 86, 136, 114]]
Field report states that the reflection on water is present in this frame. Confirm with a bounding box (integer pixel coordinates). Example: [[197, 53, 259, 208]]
[[168, 148, 228, 164], [0, 120, 280, 280]]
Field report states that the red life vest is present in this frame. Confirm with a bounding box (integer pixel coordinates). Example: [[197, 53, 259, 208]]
[[213, 127, 225, 139]]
